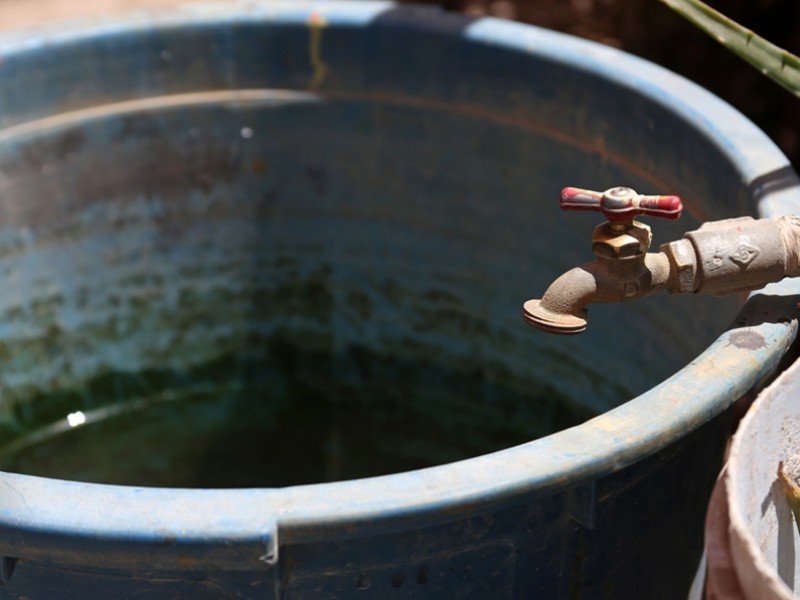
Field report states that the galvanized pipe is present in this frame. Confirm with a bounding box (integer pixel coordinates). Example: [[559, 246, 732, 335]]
[[664, 215, 800, 296]]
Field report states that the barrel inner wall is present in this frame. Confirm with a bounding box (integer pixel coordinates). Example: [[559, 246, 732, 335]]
[[0, 95, 740, 487]]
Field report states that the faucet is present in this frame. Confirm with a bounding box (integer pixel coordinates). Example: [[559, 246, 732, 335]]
[[523, 186, 800, 334]]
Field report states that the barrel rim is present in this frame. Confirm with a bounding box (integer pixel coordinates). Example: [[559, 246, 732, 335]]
[[0, 1, 797, 569]]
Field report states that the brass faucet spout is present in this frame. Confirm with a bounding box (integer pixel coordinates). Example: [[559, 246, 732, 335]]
[[523, 253, 670, 334]]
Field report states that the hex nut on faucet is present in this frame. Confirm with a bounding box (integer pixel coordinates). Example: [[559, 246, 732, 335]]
[[661, 239, 698, 294], [592, 221, 652, 259]]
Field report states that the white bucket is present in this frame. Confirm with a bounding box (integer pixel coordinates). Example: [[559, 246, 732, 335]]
[[721, 354, 800, 599]]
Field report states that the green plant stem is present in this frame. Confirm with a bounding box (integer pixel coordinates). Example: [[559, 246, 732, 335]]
[[658, 0, 800, 96]]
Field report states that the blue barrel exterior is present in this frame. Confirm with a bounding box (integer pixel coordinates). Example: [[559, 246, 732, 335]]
[[0, 2, 799, 598]]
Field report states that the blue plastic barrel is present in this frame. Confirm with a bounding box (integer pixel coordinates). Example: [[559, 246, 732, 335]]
[[0, 3, 798, 598]]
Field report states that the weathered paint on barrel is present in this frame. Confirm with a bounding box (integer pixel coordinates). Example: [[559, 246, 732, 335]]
[[0, 2, 799, 598]]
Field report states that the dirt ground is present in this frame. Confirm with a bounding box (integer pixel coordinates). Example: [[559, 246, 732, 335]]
[[0, 0, 175, 29], [0, 0, 798, 168]]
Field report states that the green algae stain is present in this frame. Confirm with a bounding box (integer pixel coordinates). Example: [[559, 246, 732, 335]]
[[0, 335, 594, 489]]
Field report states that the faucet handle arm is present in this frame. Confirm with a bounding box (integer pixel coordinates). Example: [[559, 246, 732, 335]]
[[560, 186, 683, 223], [635, 193, 683, 220], [560, 187, 604, 211]]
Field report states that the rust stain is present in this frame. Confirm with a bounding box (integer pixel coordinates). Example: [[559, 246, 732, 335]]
[[251, 158, 267, 175], [728, 330, 766, 350], [308, 11, 328, 90], [176, 556, 199, 569], [317, 91, 709, 223], [0, 90, 315, 144]]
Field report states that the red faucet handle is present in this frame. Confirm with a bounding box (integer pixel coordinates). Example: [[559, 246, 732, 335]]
[[560, 186, 683, 223]]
